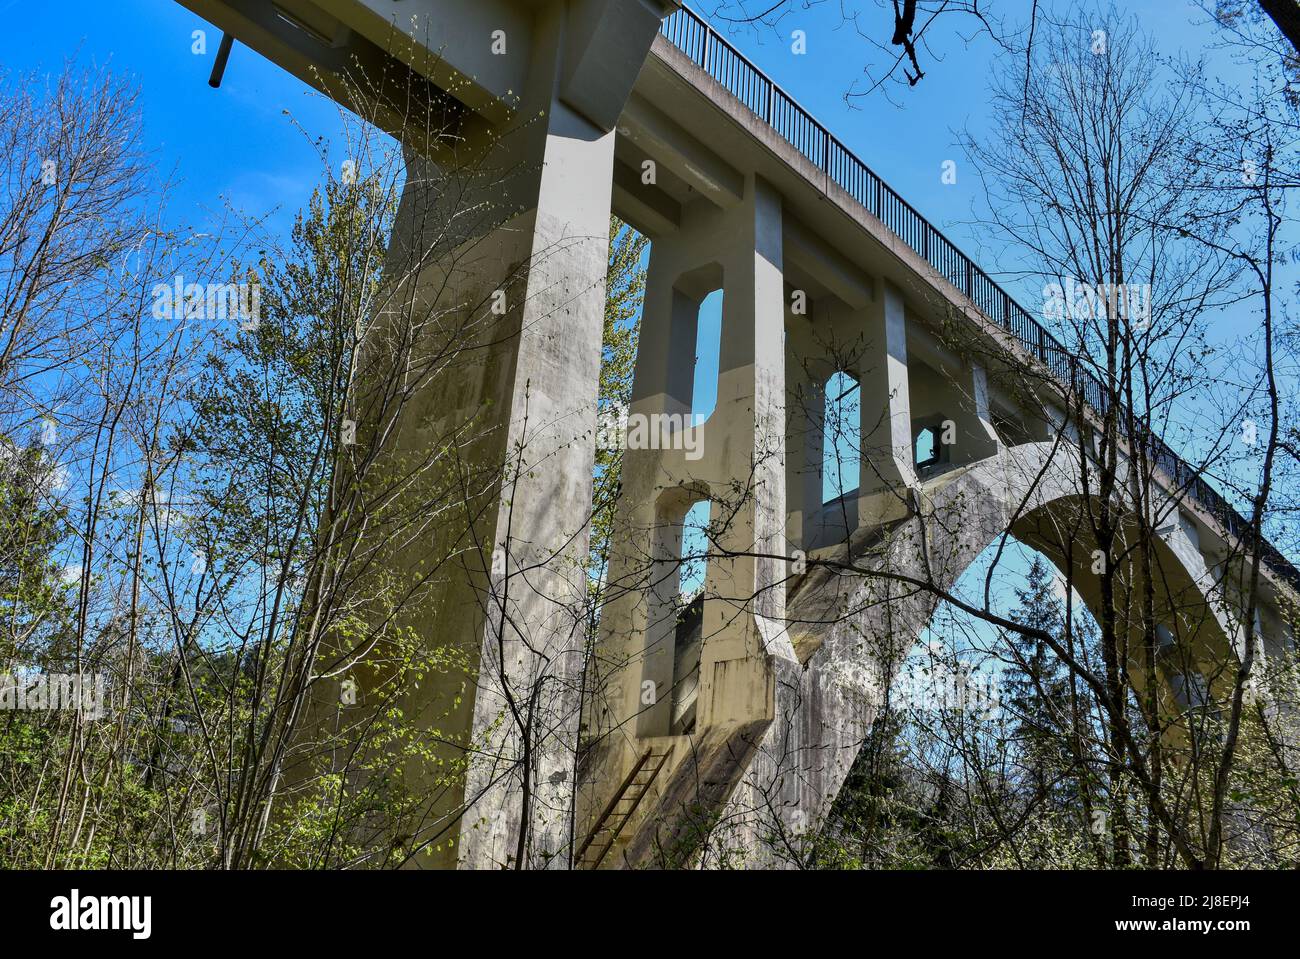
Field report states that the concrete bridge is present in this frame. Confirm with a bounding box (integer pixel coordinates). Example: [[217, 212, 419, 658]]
[[176, 0, 1299, 867]]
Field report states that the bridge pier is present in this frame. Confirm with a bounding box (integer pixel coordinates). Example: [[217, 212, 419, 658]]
[[579, 176, 794, 865], [293, 0, 673, 869], [449, 95, 617, 869], [856, 283, 919, 527]]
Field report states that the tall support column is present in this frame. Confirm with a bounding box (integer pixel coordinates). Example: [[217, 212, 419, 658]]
[[698, 176, 790, 719], [857, 281, 916, 526], [596, 179, 789, 729], [310, 0, 672, 871], [783, 356, 827, 554], [584, 245, 707, 746], [457, 104, 617, 869]]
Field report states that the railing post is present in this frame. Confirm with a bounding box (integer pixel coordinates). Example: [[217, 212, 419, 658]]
[[965, 261, 973, 298], [766, 79, 773, 123], [702, 27, 711, 73]]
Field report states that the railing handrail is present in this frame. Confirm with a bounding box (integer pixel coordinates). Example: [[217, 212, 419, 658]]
[[657, 4, 1296, 588]]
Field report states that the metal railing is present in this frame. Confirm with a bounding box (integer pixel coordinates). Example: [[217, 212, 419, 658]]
[[658, 5, 1295, 586]]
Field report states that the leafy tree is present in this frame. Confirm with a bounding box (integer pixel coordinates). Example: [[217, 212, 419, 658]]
[[588, 217, 648, 590]]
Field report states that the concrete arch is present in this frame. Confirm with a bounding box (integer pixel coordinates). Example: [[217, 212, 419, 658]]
[[705, 439, 1243, 865]]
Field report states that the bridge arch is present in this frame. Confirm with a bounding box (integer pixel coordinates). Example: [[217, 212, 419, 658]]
[[709, 440, 1245, 864]]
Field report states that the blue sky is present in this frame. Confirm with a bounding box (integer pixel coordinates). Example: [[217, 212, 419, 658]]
[[1, 0, 353, 237], [696, 1, 1235, 262], [5, 1, 1260, 332]]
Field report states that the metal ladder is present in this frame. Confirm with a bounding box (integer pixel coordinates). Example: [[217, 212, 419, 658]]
[[575, 746, 672, 869]]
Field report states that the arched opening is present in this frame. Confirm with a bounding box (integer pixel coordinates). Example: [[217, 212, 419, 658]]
[[815, 478, 1232, 869], [782, 442, 1259, 870], [671, 499, 710, 735], [680, 500, 710, 599], [824, 535, 1110, 868], [822, 370, 860, 504], [691, 288, 723, 425], [639, 489, 710, 737], [590, 219, 649, 590], [914, 422, 940, 470]]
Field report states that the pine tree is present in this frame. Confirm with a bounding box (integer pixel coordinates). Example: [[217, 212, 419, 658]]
[[1004, 555, 1074, 807]]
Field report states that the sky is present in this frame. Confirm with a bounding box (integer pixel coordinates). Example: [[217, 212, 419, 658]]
[[697, 0, 1247, 274], [0, 0, 355, 238], [3, 0, 1284, 632]]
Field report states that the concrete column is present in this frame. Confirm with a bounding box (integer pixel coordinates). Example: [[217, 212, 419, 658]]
[[697, 176, 790, 724], [856, 281, 916, 526], [596, 178, 790, 735], [457, 99, 616, 868], [945, 361, 1001, 465], [316, 0, 671, 871], [638, 489, 692, 736], [780, 306, 829, 553], [1044, 402, 1080, 444], [783, 367, 825, 553], [588, 247, 710, 744]]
